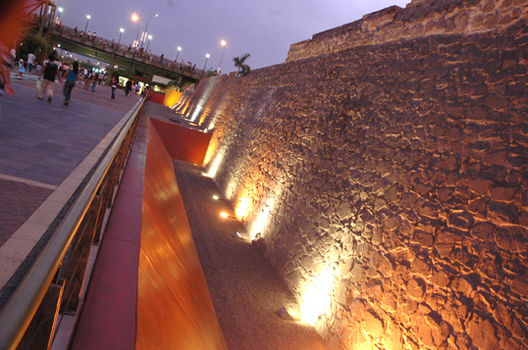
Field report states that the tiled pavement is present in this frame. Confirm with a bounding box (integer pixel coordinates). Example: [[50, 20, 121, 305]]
[[0, 178, 53, 246], [0, 78, 139, 289]]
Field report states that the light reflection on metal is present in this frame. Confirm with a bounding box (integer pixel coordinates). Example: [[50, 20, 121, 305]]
[[212, 194, 220, 200], [299, 265, 336, 326], [191, 78, 217, 124]]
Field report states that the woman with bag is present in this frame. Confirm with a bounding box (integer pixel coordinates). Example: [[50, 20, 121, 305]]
[[62, 61, 80, 106]]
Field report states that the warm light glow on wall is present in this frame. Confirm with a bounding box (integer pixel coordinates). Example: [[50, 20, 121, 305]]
[[299, 265, 336, 325], [248, 197, 275, 240], [235, 195, 252, 221], [190, 105, 203, 123], [203, 136, 219, 166], [207, 151, 224, 178]]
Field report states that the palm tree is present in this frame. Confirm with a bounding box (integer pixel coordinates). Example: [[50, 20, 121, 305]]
[[233, 53, 250, 76]]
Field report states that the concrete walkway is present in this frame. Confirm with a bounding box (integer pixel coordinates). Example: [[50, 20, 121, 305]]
[[0, 78, 139, 293]]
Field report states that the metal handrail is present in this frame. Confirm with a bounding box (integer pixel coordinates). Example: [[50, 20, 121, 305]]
[[0, 97, 146, 350]]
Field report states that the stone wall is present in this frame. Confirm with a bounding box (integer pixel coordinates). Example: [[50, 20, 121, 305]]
[[178, 5, 528, 350], [286, 0, 528, 63]]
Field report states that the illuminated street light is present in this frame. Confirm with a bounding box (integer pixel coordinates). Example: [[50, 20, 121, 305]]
[[118, 27, 125, 46], [84, 14, 91, 32], [56, 7, 63, 24], [141, 13, 158, 48], [176, 46, 182, 62], [131, 12, 140, 47], [146, 34, 153, 52], [218, 39, 227, 73], [203, 53, 210, 72]]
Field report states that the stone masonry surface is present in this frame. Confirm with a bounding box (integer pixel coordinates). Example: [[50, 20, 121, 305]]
[[286, 0, 528, 63], [179, 2, 528, 348]]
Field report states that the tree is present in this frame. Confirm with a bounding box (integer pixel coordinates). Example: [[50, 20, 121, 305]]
[[18, 29, 52, 62], [233, 53, 251, 77]]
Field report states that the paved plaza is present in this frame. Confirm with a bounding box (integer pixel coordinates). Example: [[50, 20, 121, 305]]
[[0, 78, 139, 246]]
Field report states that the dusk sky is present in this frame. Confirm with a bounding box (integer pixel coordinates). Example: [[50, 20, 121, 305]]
[[55, 0, 410, 72]]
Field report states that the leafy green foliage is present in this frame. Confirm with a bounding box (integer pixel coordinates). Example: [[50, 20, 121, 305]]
[[18, 30, 52, 61]]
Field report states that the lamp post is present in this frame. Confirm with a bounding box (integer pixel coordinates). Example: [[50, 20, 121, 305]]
[[176, 46, 182, 62], [109, 27, 125, 84], [203, 53, 210, 72], [141, 13, 158, 48], [146, 34, 152, 52], [56, 7, 63, 24], [217, 39, 226, 73], [84, 14, 91, 32], [118, 27, 125, 47], [131, 12, 140, 48]]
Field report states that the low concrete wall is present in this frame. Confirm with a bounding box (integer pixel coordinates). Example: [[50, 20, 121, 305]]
[[148, 91, 165, 105], [136, 119, 225, 349], [150, 118, 211, 166]]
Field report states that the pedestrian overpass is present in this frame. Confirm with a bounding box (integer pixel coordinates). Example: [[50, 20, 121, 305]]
[[49, 26, 201, 84]]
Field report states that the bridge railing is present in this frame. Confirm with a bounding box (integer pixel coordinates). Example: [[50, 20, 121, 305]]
[[0, 98, 146, 350], [49, 23, 200, 78]]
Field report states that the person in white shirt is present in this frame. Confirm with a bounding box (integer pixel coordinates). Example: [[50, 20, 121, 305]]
[[27, 52, 35, 72]]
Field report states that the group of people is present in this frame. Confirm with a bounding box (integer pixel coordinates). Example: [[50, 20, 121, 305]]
[[34, 51, 133, 105], [36, 51, 80, 105]]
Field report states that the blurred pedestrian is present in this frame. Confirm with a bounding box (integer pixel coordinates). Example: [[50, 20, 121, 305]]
[[17, 58, 25, 79], [111, 75, 117, 99], [0, 44, 14, 96], [38, 52, 62, 102], [0, 0, 40, 97], [27, 52, 35, 72], [125, 79, 132, 96], [91, 70, 98, 92], [62, 61, 79, 105]]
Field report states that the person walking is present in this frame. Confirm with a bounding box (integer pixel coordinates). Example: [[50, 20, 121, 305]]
[[17, 58, 24, 79], [38, 52, 62, 102], [27, 52, 35, 72], [125, 79, 132, 96], [111, 75, 118, 99], [91, 70, 98, 92], [62, 61, 79, 105], [0, 44, 14, 96]]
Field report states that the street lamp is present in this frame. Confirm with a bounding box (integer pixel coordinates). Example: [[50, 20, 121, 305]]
[[84, 14, 91, 32], [218, 39, 226, 73], [146, 34, 153, 52], [203, 53, 210, 72], [110, 27, 125, 84], [118, 27, 125, 46], [176, 46, 182, 62], [141, 13, 158, 48], [56, 7, 63, 23], [131, 12, 140, 47]]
